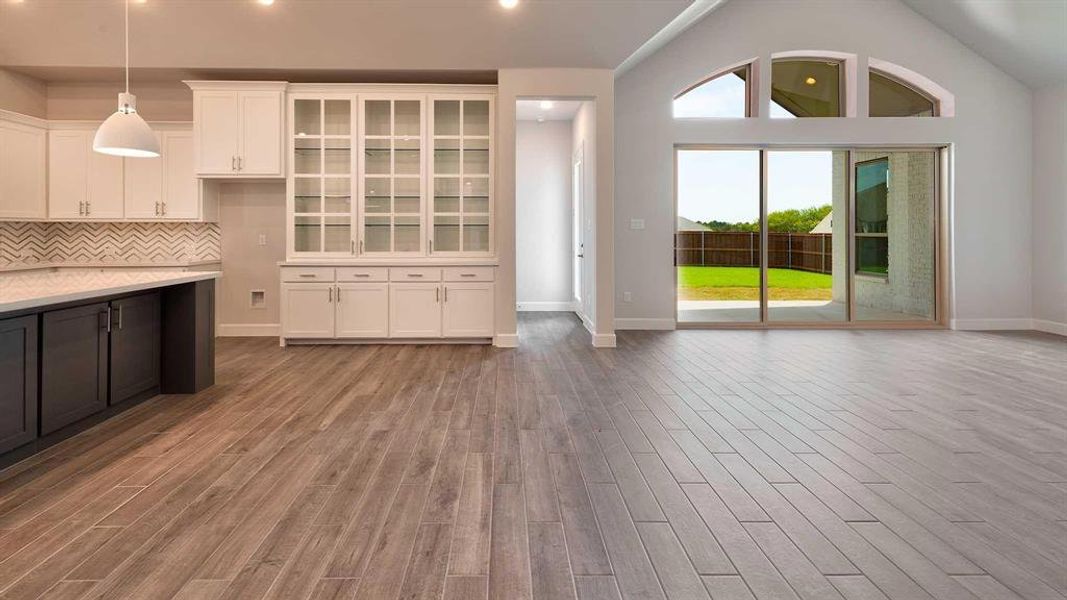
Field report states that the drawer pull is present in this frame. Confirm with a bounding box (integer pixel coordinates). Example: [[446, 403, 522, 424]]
[[353, 273, 370, 278], [407, 273, 424, 278], [460, 273, 477, 277], [298, 274, 317, 278]]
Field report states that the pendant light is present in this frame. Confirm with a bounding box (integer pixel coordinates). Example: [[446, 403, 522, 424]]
[[93, 0, 160, 158]]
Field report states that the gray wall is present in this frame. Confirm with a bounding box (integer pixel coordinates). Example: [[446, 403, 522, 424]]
[[1031, 85, 1067, 331], [516, 120, 573, 309]]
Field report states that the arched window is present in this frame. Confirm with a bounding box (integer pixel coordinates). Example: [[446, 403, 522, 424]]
[[673, 64, 750, 118], [771, 58, 843, 118], [869, 69, 938, 117]]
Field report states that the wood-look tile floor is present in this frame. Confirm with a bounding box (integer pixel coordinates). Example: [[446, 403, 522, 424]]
[[1, 313, 1065, 600]]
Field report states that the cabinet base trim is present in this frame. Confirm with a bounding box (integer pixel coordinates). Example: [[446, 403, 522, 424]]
[[282, 337, 492, 346], [493, 333, 518, 348], [592, 333, 617, 348], [218, 323, 280, 337]]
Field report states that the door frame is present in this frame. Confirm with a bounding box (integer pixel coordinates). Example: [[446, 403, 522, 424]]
[[673, 144, 949, 329]]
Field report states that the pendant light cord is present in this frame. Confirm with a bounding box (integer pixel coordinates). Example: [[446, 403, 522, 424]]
[[124, 0, 129, 95]]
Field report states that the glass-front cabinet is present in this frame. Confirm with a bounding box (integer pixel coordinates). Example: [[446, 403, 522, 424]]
[[290, 96, 355, 255], [286, 88, 493, 259], [430, 96, 493, 255]]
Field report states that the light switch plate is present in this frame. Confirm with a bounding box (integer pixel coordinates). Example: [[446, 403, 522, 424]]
[[630, 218, 645, 230], [257, 234, 267, 246]]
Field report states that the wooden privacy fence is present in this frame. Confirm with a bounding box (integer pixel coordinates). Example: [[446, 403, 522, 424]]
[[675, 231, 833, 274]]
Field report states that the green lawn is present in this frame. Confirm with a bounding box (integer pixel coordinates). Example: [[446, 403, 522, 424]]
[[678, 266, 833, 301]]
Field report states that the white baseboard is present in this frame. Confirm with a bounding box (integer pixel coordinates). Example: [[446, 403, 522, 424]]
[[615, 318, 676, 330], [494, 333, 519, 348], [592, 332, 617, 348], [951, 318, 1067, 336], [218, 323, 280, 337], [1032, 319, 1067, 336], [517, 301, 576, 312]]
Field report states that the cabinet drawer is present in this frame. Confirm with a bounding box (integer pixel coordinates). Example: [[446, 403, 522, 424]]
[[390, 267, 442, 282], [443, 266, 495, 282], [281, 267, 335, 283], [336, 267, 389, 282]]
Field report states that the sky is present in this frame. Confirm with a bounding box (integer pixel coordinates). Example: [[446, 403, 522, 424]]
[[674, 73, 835, 224], [677, 150, 834, 224]]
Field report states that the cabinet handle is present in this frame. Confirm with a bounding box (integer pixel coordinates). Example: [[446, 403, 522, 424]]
[[353, 273, 370, 278], [298, 273, 316, 278], [436, 287, 440, 303], [238, 156, 243, 171], [335, 286, 341, 303], [351, 239, 355, 254], [105, 307, 112, 332], [444, 286, 448, 302], [79, 201, 84, 216], [359, 240, 364, 254], [162, 202, 167, 215], [86, 201, 91, 215], [460, 273, 476, 277], [154, 202, 159, 216], [429, 239, 433, 254], [328, 287, 333, 303], [117, 305, 124, 330], [407, 273, 423, 278], [232, 156, 237, 171]]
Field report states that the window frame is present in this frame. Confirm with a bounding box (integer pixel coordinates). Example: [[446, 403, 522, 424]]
[[673, 63, 753, 119], [854, 156, 890, 279], [868, 68, 940, 118], [770, 57, 846, 118]]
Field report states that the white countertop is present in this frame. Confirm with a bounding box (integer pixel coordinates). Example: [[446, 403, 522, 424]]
[[0, 269, 222, 313]]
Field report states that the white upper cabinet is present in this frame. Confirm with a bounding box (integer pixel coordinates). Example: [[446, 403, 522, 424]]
[[48, 128, 123, 220], [123, 132, 164, 219], [161, 131, 200, 219], [0, 113, 47, 220], [187, 82, 286, 178], [283, 86, 494, 260]]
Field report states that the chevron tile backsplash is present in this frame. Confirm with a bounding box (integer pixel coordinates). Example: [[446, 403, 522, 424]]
[[0, 222, 221, 267]]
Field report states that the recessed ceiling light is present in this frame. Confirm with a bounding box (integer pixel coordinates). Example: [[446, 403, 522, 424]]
[[539, 100, 554, 110], [499, 0, 518, 8], [257, 0, 275, 5], [805, 76, 817, 86]]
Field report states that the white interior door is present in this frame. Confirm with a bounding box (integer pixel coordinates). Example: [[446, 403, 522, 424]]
[[573, 146, 593, 322]]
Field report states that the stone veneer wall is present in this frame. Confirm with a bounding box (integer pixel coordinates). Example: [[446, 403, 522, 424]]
[[0, 221, 221, 267]]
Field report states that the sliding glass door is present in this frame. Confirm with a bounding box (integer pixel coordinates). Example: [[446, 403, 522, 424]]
[[675, 147, 939, 326]]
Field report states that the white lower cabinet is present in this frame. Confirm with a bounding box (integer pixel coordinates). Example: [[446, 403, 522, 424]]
[[336, 283, 389, 338], [442, 282, 495, 337], [281, 266, 494, 342], [390, 283, 443, 338], [281, 283, 335, 338]]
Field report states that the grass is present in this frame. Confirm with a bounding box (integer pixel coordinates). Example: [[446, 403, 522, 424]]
[[678, 266, 833, 301]]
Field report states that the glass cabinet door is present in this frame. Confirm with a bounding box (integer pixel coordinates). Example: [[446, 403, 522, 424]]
[[292, 98, 353, 255], [360, 98, 424, 254], [431, 98, 492, 254]]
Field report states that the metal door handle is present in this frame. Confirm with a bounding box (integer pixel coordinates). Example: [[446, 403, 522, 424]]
[[577, 253, 584, 258]]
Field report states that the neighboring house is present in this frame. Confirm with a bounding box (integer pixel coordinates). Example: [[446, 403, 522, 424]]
[[810, 212, 833, 233], [677, 216, 710, 231]]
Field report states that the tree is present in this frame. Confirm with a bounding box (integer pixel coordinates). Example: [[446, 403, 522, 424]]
[[700, 204, 830, 233]]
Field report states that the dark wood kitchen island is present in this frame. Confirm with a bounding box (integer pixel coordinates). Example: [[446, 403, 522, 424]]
[[0, 269, 220, 467]]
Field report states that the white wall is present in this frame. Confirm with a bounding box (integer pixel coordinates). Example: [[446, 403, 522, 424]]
[[516, 120, 573, 310], [497, 69, 616, 347], [614, 0, 1034, 330], [1031, 84, 1067, 334], [217, 181, 286, 336]]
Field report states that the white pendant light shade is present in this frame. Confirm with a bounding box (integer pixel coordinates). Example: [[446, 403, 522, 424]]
[[93, 0, 159, 158], [94, 92, 160, 158]]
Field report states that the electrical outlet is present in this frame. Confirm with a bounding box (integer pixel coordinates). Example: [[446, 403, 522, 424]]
[[630, 218, 645, 230], [258, 234, 267, 246], [623, 291, 632, 302]]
